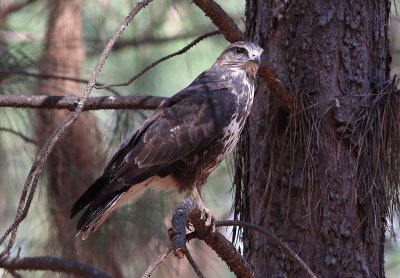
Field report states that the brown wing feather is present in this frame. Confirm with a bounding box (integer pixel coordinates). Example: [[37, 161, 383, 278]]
[[111, 88, 237, 182]]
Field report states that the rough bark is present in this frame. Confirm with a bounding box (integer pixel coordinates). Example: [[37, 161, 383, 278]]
[[238, 0, 390, 277]]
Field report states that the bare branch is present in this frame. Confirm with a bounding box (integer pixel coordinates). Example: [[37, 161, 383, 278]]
[[95, 30, 220, 89], [141, 246, 172, 278], [0, 127, 37, 145], [0, 0, 154, 257], [0, 69, 121, 95], [0, 95, 165, 111], [113, 28, 217, 50], [171, 197, 254, 278], [184, 245, 205, 278], [0, 256, 111, 278], [257, 63, 294, 108], [0, 0, 37, 21], [216, 220, 317, 278], [192, 0, 244, 42]]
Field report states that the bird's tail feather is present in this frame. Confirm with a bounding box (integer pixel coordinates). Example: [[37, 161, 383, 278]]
[[76, 192, 123, 240], [70, 176, 108, 219], [75, 180, 149, 239]]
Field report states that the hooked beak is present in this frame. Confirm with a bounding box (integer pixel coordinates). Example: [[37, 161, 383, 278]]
[[250, 49, 262, 65], [250, 50, 262, 65]]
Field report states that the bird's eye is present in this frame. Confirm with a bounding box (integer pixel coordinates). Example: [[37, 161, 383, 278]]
[[233, 47, 246, 55]]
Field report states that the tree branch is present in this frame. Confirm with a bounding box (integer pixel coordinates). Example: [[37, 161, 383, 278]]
[[215, 220, 317, 278], [0, 69, 121, 95], [171, 197, 254, 278], [184, 245, 205, 278], [0, 127, 37, 145], [0, 95, 165, 110], [95, 30, 220, 89], [257, 63, 294, 108], [0, 0, 37, 21], [141, 246, 172, 278], [191, 0, 294, 107], [192, 0, 244, 42], [0, 0, 154, 258], [113, 28, 217, 50], [0, 256, 111, 278]]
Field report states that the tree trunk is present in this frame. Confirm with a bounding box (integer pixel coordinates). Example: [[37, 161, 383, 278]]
[[37, 1, 122, 277], [237, 0, 391, 277]]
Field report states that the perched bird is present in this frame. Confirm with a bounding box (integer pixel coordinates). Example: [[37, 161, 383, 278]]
[[70, 41, 263, 239]]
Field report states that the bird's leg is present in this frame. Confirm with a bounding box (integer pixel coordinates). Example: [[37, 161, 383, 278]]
[[191, 187, 214, 230]]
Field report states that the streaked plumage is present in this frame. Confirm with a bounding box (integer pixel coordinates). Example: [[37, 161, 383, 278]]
[[70, 41, 263, 239]]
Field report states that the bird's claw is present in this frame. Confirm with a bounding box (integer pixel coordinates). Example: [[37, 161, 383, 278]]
[[186, 220, 193, 231], [200, 207, 216, 233]]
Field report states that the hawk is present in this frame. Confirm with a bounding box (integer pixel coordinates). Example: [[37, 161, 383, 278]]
[[70, 41, 263, 239]]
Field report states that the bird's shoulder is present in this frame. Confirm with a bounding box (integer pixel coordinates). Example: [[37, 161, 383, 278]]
[[103, 69, 238, 177]]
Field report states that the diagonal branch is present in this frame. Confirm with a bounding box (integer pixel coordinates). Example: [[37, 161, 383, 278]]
[[95, 30, 220, 89], [192, 0, 244, 42], [170, 198, 317, 278], [0, 0, 37, 21], [192, 0, 294, 107], [257, 63, 294, 108], [141, 246, 172, 278], [0, 256, 111, 278], [216, 220, 317, 278], [171, 197, 254, 278], [184, 245, 205, 278], [0, 95, 165, 111], [0, 0, 155, 258]]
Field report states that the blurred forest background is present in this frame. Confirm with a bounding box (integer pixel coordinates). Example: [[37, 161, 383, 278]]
[[0, 0, 399, 277]]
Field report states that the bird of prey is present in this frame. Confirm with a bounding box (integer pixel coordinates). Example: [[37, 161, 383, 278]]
[[70, 41, 263, 239]]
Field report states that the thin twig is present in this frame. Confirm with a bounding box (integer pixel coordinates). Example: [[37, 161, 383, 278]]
[[0, 256, 111, 278], [95, 30, 220, 89], [0, 95, 165, 111], [0, 0, 154, 257], [0, 0, 37, 20], [0, 69, 121, 95], [141, 246, 172, 278], [184, 245, 205, 278], [215, 220, 317, 278], [112, 28, 218, 50], [0, 127, 37, 145], [192, 0, 244, 42]]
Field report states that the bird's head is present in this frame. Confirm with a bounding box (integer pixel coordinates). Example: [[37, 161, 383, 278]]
[[214, 41, 263, 79]]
